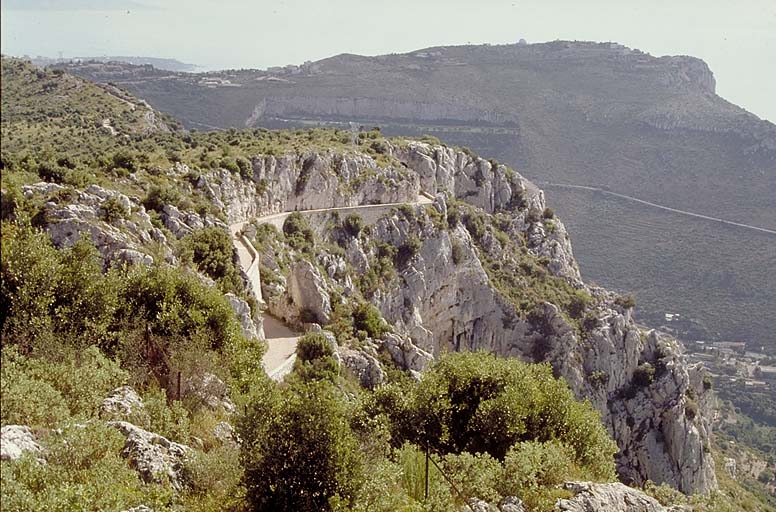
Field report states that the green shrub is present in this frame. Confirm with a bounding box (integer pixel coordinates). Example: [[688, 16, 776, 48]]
[[343, 213, 364, 238], [615, 295, 637, 309], [684, 398, 699, 420], [239, 379, 363, 511], [377, 352, 617, 479], [499, 440, 574, 494], [282, 212, 314, 252], [110, 150, 139, 173], [352, 303, 388, 339], [143, 184, 181, 213], [120, 264, 241, 351], [395, 236, 422, 267], [297, 332, 334, 362], [632, 363, 656, 388], [179, 227, 242, 293], [1, 422, 174, 511], [442, 451, 502, 504], [451, 239, 466, 265], [100, 195, 129, 224], [37, 161, 66, 183], [143, 387, 191, 442], [1, 345, 128, 427]]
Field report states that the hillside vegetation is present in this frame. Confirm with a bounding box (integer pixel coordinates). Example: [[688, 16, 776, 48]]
[[1, 57, 773, 512]]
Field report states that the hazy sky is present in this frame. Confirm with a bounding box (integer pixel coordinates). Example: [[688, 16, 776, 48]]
[[2, 0, 774, 121]]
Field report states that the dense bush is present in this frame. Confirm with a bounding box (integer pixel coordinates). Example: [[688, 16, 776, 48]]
[[1, 422, 174, 511], [297, 332, 335, 362], [375, 352, 617, 478], [632, 362, 656, 387], [100, 195, 130, 224], [142, 184, 182, 213], [294, 332, 340, 382], [342, 213, 364, 238], [352, 302, 388, 339], [239, 379, 363, 511], [180, 227, 242, 293], [395, 235, 422, 268], [282, 212, 315, 252], [1, 345, 127, 427]]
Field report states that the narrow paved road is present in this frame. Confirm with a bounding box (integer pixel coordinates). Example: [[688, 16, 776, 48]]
[[230, 193, 435, 377], [262, 315, 299, 381], [538, 182, 776, 236]]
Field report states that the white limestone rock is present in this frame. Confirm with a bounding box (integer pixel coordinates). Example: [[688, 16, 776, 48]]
[[225, 292, 263, 340], [108, 421, 191, 491], [288, 260, 332, 324], [99, 386, 147, 423], [555, 482, 671, 512], [1, 425, 42, 461]]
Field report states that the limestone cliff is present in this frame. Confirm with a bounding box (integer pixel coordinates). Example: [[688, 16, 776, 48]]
[[233, 140, 717, 494]]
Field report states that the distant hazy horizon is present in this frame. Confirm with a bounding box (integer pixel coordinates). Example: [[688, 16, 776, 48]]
[[2, 0, 774, 121]]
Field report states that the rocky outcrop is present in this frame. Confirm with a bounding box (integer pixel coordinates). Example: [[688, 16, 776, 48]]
[[499, 496, 526, 512], [183, 373, 236, 414], [556, 482, 673, 512], [225, 292, 263, 340], [99, 386, 147, 423], [285, 142, 715, 494], [22, 182, 167, 266], [287, 260, 332, 325], [160, 204, 227, 239], [1, 425, 43, 461], [339, 347, 385, 389], [212, 421, 238, 447], [108, 421, 191, 491], [195, 152, 419, 224], [380, 332, 433, 375]]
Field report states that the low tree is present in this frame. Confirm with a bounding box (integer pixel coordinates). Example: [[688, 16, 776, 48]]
[[239, 379, 363, 511], [375, 351, 617, 479]]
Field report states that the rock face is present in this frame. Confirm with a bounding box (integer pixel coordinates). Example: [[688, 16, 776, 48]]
[[1, 425, 43, 461], [21, 182, 168, 266], [374, 142, 716, 494], [380, 332, 433, 374], [195, 152, 420, 224], [225, 292, 263, 340], [339, 348, 385, 389], [252, 141, 713, 494], [108, 421, 191, 491], [287, 260, 332, 324], [556, 482, 670, 512]]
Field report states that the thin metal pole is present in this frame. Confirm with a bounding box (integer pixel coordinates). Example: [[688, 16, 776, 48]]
[[424, 444, 429, 501]]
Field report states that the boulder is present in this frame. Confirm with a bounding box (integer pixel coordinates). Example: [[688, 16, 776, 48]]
[[108, 421, 191, 491], [556, 482, 669, 512], [499, 496, 525, 512], [225, 292, 262, 340], [381, 332, 433, 372], [99, 386, 146, 422], [183, 373, 235, 414], [339, 348, 384, 389], [1, 425, 42, 461], [213, 421, 238, 446]]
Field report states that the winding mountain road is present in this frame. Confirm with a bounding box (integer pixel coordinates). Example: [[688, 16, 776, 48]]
[[230, 193, 434, 379], [538, 182, 776, 236]]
